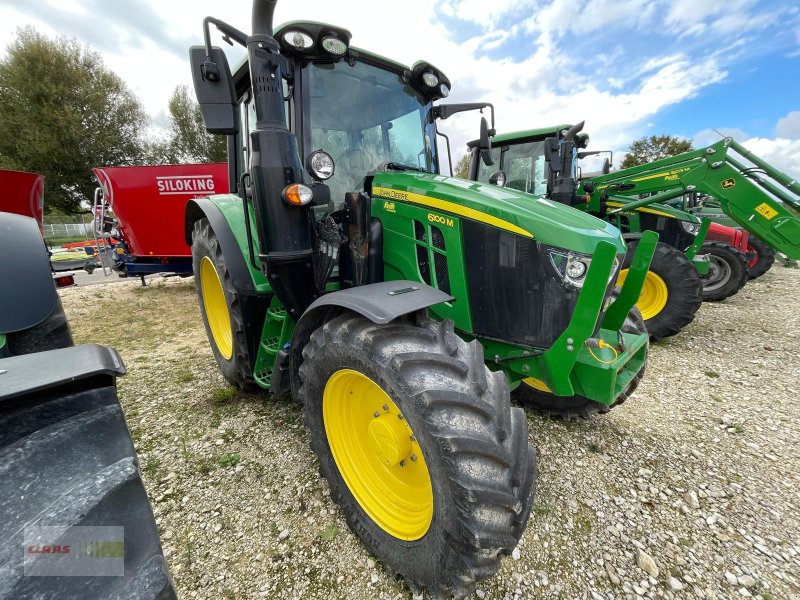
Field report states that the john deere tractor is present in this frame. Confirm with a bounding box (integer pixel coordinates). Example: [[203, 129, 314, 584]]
[[469, 123, 753, 340], [186, 2, 655, 596]]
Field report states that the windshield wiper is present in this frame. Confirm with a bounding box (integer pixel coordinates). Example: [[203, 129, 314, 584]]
[[385, 162, 425, 172]]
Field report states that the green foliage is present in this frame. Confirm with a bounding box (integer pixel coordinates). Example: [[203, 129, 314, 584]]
[[319, 526, 340, 541], [453, 153, 470, 179], [148, 85, 227, 165], [217, 453, 240, 468], [0, 27, 148, 214], [621, 135, 693, 169]]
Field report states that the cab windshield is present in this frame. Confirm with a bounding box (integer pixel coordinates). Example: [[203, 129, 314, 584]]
[[477, 141, 549, 197], [307, 59, 437, 201]]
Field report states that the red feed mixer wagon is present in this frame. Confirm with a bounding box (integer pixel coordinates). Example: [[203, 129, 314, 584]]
[[91, 163, 228, 283], [0, 169, 44, 225]]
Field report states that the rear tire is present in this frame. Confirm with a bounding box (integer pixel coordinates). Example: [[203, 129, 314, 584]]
[[6, 300, 73, 356], [746, 235, 775, 280], [621, 241, 702, 340], [700, 241, 749, 302], [191, 218, 254, 390], [299, 313, 535, 599], [513, 297, 646, 420]]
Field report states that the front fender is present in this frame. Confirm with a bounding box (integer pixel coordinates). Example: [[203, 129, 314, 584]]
[[287, 281, 454, 397]]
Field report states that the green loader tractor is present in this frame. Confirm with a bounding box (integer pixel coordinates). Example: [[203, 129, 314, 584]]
[[573, 134, 800, 279], [469, 123, 753, 340], [186, 2, 655, 596]]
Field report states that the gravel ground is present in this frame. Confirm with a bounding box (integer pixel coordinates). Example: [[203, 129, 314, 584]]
[[59, 266, 800, 600]]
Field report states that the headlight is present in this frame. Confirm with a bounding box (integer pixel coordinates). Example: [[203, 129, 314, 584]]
[[321, 36, 347, 56], [681, 221, 699, 235], [307, 150, 335, 181], [547, 247, 619, 289], [422, 72, 439, 87], [282, 183, 313, 206], [440, 83, 450, 98], [283, 30, 314, 50]]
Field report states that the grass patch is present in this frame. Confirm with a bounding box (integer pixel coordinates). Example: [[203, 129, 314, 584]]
[[176, 370, 194, 383], [587, 442, 600, 453], [142, 457, 162, 479], [195, 457, 216, 475], [211, 386, 237, 404], [704, 370, 719, 378], [218, 453, 240, 468]]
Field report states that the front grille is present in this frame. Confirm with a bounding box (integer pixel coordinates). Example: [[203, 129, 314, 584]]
[[462, 220, 580, 348]]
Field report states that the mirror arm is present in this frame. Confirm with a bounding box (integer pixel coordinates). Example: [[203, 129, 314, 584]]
[[204, 18, 248, 54], [435, 125, 454, 176]]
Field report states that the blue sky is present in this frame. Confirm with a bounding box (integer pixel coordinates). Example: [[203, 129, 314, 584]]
[[0, 0, 797, 174]]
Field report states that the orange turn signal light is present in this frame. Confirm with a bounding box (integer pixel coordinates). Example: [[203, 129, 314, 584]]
[[282, 183, 313, 206]]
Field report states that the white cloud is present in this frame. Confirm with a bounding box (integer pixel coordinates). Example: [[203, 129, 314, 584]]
[[733, 137, 800, 179], [775, 111, 800, 139]]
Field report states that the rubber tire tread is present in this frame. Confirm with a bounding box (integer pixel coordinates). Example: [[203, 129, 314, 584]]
[[513, 295, 647, 421], [700, 241, 749, 302], [298, 313, 536, 599], [627, 241, 702, 340], [6, 299, 73, 356], [746, 235, 775, 280], [191, 219, 255, 390]]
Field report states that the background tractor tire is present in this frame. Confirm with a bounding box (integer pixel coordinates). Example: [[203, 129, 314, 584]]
[[700, 241, 749, 302], [620, 240, 702, 340], [191, 219, 254, 390], [6, 299, 73, 356], [746, 235, 775, 280], [299, 312, 536, 599], [513, 297, 647, 420]]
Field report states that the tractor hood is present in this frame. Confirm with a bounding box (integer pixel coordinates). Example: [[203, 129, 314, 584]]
[[371, 171, 626, 255]]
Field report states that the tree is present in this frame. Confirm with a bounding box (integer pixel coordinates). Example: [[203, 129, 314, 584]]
[[620, 135, 693, 169], [453, 153, 471, 179], [154, 85, 227, 164], [0, 27, 148, 214]]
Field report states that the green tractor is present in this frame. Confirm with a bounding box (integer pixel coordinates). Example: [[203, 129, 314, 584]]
[[186, 2, 655, 595], [469, 123, 753, 340]]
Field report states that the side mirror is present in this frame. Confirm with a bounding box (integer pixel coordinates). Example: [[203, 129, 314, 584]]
[[479, 117, 494, 166], [189, 46, 238, 134], [543, 137, 561, 172], [488, 170, 506, 187]]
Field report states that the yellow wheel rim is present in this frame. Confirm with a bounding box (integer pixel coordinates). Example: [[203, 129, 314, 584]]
[[617, 268, 669, 321], [323, 369, 433, 540], [200, 256, 233, 360]]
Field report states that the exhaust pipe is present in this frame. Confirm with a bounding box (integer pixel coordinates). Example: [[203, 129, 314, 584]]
[[252, 0, 277, 36]]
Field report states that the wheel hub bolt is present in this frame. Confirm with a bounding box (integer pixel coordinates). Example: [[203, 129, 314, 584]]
[[382, 404, 389, 411], [399, 460, 406, 467], [409, 435, 416, 442], [373, 411, 380, 418], [410, 454, 417, 462]]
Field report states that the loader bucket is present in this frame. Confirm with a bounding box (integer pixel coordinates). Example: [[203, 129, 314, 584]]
[[0, 344, 176, 599]]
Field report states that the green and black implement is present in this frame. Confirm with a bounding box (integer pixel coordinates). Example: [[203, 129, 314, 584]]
[[593, 139, 800, 276], [0, 212, 175, 599], [186, 2, 655, 596], [469, 123, 755, 340]]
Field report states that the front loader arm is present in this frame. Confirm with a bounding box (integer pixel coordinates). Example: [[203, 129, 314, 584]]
[[586, 138, 800, 260]]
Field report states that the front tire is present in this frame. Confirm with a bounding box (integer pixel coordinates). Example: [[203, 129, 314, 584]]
[[191, 218, 254, 390], [299, 313, 536, 599], [619, 240, 702, 340], [513, 297, 647, 420], [700, 241, 749, 302], [746, 235, 775, 280]]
